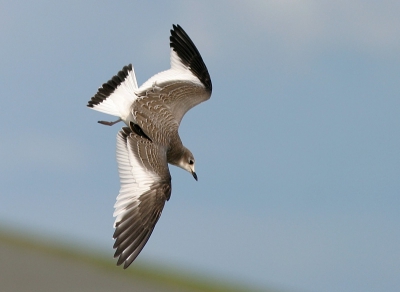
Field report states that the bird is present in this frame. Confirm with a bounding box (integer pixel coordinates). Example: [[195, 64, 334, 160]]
[[87, 24, 212, 268]]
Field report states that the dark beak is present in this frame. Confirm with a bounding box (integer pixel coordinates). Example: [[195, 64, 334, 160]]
[[192, 171, 198, 181]]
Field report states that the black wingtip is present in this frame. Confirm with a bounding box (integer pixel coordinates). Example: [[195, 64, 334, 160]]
[[86, 64, 133, 108], [170, 24, 212, 92]]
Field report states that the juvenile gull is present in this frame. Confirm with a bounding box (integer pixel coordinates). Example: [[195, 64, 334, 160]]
[[87, 24, 212, 268]]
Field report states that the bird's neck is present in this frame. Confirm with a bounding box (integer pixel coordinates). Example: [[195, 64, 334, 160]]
[[167, 134, 187, 167]]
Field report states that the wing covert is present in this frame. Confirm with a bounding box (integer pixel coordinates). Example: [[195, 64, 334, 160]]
[[135, 25, 212, 125]]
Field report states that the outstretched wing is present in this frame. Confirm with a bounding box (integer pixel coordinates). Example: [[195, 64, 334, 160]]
[[87, 64, 138, 120], [113, 127, 171, 268], [137, 24, 212, 125]]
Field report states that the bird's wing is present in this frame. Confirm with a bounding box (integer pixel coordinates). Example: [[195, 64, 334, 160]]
[[87, 64, 138, 120], [113, 126, 171, 268], [136, 24, 212, 125]]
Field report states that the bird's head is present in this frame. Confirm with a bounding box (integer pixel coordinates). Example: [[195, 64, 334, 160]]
[[178, 147, 197, 181]]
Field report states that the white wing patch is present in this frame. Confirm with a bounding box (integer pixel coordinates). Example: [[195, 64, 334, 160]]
[[91, 67, 138, 121], [113, 130, 159, 225], [138, 48, 203, 94], [170, 49, 188, 71]]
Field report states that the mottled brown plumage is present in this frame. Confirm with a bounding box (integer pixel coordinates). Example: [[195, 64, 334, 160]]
[[87, 24, 211, 267]]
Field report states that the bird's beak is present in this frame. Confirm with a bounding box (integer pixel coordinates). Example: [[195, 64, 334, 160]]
[[192, 171, 198, 181]]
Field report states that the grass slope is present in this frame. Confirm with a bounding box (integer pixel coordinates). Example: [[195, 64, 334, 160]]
[[0, 229, 271, 292]]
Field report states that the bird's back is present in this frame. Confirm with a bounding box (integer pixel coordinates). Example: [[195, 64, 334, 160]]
[[131, 96, 182, 147]]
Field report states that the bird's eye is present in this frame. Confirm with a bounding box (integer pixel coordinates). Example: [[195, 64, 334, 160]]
[[189, 160, 194, 165]]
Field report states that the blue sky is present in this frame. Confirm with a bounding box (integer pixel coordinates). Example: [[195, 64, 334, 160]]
[[1, 1, 400, 291]]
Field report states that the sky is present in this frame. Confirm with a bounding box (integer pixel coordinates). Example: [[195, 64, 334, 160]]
[[1, 1, 400, 291]]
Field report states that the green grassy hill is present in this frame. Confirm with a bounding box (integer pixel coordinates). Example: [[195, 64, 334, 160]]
[[0, 229, 273, 292]]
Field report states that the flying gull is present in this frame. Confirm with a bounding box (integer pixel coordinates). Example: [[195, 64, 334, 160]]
[[87, 24, 212, 268]]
